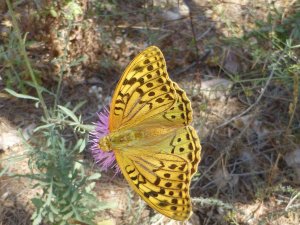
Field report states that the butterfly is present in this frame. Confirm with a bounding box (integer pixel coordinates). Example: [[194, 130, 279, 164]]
[[98, 46, 201, 221]]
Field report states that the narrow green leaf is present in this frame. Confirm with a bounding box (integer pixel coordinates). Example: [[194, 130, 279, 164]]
[[87, 173, 101, 181], [4, 88, 39, 101], [71, 191, 79, 203], [32, 213, 43, 225], [74, 138, 83, 150], [73, 100, 87, 112], [48, 212, 54, 223], [80, 124, 95, 132], [70, 122, 79, 126], [45, 182, 53, 206], [50, 203, 59, 214], [34, 123, 55, 132], [85, 182, 96, 193], [62, 188, 71, 199], [79, 138, 86, 153], [58, 105, 79, 122], [24, 81, 55, 96], [61, 204, 72, 213], [62, 210, 74, 220], [74, 161, 83, 171]]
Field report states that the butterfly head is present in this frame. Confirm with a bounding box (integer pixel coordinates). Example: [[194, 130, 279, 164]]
[[98, 135, 112, 152]]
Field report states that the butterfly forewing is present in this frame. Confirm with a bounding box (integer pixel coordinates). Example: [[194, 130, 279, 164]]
[[109, 46, 177, 131]]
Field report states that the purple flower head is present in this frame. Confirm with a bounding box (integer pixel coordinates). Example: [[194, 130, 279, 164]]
[[90, 107, 120, 173]]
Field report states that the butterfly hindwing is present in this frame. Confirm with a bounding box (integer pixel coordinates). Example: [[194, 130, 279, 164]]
[[162, 82, 193, 126], [114, 126, 201, 221]]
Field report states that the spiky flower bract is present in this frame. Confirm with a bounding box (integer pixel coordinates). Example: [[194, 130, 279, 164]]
[[90, 108, 119, 172]]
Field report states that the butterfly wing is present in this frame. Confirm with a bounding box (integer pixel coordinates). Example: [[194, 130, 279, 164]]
[[108, 46, 201, 221], [114, 126, 201, 221], [109, 46, 179, 131]]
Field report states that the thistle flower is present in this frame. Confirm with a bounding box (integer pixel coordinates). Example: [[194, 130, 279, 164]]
[[90, 108, 119, 172]]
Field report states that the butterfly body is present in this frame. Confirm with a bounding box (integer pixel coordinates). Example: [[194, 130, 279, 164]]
[[101, 124, 176, 150], [99, 46, 201, 221]]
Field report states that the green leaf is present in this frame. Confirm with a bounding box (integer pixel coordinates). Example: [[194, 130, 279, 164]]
[[32, 213, 43, 225], [31, 198, 44, 208], [34, 123, 55, 132], [85, 182, 96, 193], [62, 188, 71, 199], [58, 105, 79, 122], [74, 138, 83, 150], [79, 138, 86, 153], [24, 81, 55, 96], [50, 203, 59, 214], [61, 204, 72, 213], [71, 191, 79, 203], [73, 100, 87, 112], [87, 173, 101, 181], [62, 210, 74, 220], [48, 212, 54, 223], [45, 182, 53, 206], [80, 124, 95, 132], [4, 88, 39, 101], [74, 161, 83, 171]]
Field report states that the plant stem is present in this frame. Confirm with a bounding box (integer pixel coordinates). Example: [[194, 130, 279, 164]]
[[6, 0, 50, 119]]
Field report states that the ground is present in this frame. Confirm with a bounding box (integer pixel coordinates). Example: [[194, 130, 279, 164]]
[[0, 0, 300, 225]]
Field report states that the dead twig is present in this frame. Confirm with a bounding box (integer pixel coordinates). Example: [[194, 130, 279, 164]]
[[216, 65, 275, 129]]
